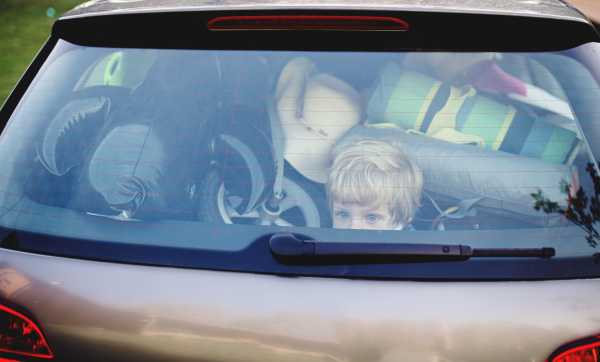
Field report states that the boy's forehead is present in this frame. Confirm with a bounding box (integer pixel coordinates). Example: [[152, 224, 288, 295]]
[[333, 202, 391, 213]]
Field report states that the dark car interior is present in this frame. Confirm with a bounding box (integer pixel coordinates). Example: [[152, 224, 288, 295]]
[[16, 45, 596, 235]]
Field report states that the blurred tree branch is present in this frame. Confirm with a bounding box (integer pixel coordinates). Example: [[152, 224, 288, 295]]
[[532, 162, 600, 264]]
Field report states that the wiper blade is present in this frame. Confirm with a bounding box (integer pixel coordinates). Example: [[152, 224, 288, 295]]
[[269, 233, 555, 261]]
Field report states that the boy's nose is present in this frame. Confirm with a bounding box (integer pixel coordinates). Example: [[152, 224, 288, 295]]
[[349, 218, 363, 229]]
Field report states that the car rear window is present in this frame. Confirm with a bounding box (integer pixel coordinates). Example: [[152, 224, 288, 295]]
[[2, 39, 600, 277]]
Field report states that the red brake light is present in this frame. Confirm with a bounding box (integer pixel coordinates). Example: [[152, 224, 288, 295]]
[[548, 336, 600, 362], [0, 303, 53, 359], [207, 16, 409, 31]]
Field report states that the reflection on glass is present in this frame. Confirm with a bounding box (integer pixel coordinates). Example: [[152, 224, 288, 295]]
[[1, 41, 599, 255]]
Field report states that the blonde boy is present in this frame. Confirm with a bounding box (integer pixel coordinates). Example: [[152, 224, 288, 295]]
[[327, 140, 422, 230]]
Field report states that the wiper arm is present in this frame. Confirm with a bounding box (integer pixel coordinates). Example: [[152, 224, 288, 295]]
[[269, 233, 555, 261]]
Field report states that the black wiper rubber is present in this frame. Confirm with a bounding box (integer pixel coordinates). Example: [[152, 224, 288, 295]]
[[269, 233, 555, 260]]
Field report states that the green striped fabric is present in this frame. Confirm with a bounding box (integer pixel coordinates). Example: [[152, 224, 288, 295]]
[[367, 62, 582, 164]]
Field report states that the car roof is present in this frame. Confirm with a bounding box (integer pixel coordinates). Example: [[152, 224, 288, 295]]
[[61, 0, 588, 23]]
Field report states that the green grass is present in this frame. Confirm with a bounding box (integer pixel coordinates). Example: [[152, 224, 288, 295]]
[[0, 0, 83, 107]]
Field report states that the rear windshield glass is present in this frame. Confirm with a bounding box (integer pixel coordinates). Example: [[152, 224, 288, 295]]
[[2, 40, 600, 276]]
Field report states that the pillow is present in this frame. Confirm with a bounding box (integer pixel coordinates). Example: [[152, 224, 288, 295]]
[[39, 97, 110, 176], [88, 124, 168, 220], [339, 126, 575, 220], [367, 62, 582, 165]]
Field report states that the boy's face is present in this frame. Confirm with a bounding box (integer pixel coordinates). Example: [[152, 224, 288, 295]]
[[332, 202, 399, 230]]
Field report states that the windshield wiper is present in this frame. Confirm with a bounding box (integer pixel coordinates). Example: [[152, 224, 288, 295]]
[[269, 233, 555, 262]]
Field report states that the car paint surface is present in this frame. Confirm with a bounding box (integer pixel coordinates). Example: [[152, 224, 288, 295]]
[[1, 0, 600, 361], [62, 0, 588, 22], [2, 249, 599, 362]]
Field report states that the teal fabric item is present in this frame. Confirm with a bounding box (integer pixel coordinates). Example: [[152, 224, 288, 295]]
[[367, 62, 582, 164]]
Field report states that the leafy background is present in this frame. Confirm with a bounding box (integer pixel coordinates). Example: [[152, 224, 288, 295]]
[[0, 0, 83, 106]]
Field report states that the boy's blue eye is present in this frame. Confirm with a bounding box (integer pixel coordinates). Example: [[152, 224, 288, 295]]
[[339, 212, 349, 219], [366, 214, 378, 222]]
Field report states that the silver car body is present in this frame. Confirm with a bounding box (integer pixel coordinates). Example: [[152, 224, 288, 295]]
[[2, 246, 600, 361], [63, 0, 587, 20], [1, 1, 600, 361]]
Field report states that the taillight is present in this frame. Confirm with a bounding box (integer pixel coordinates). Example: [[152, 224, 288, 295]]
[[0, 303, 53, 359], [547, 336, 600, 362]]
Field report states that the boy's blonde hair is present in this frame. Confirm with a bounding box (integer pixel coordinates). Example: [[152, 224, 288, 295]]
[[327, 140, 423, 224]]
